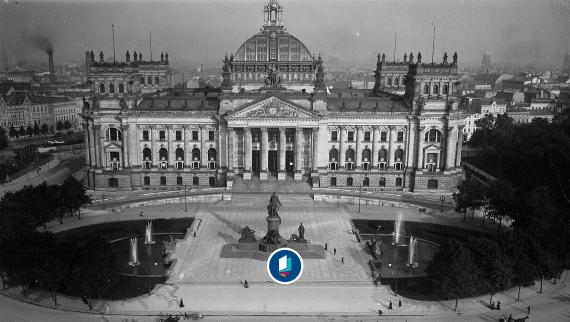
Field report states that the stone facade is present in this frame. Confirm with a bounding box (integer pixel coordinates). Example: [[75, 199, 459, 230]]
[[82, 0, 466, 192]]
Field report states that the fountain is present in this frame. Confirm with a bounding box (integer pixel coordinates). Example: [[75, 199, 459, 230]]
[[408, 235, 418, 267], [392, 212, 404, 245], [144, 221, 155, 244], [128, 237, 140, 266]]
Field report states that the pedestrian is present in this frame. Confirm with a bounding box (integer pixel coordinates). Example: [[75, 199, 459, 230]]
[[496, 301, 501, 310], [398, 299, 401, 308], [507, 314, 513, 322], [340, 257, 344, 264], [179, 298, 184, 308], [388, 300, 393, 310], [244, 280, 249, 288], [527, 304, 531, 315], [491, 301, 495, 310], [139, 211, 144, 217], [193, 231, 196, 237], [324, 242, 328, 250], [333, 248, 337, 255], [377, 309, 383, 315]]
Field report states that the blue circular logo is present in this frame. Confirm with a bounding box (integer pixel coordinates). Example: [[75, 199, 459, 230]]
[[267, 248, 304, 285]]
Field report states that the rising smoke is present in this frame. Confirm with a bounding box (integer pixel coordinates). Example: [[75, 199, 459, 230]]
[[26, 33, 53, 52]]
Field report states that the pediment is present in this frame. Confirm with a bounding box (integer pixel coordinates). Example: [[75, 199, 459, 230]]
[[104, 142, 123, 150], [227, 97, 319, 120]]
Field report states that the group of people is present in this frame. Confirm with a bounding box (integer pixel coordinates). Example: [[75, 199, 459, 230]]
[[378, 299, 402, 315]]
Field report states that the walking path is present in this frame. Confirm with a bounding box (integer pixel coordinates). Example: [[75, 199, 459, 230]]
[[0, 182, 568, 321]]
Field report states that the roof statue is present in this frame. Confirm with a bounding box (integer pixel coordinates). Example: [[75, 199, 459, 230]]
[[381, 53, 386, 62], [126, 50, 130, 62], [90, 51, 95, 62], [133, 51, 138, 61], [409, 52, 414, 63], [453, 52, 458, 64], [404, 53, 408, 63], [443, 52, 448, 64], [99, 51, 104, 63], [417, 52, 422, 63]]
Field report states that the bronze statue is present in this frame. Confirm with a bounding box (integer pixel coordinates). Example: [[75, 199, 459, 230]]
[[239, 226, 257, 243], [268, 192, 281, 217], [298, 222, 305, 240], [290, 222, 307, 243], [265, 67, 280, 86]]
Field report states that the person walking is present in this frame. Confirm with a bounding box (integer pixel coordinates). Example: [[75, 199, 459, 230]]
[[244, 280, 249, 288], [333, 248, 337, 255], [527, 305, 531, 315], [377, 309, 383, 315], [340, 257, 344, 264], [179, 298, 184, 308], [398, 299, 402, 308], [324, 242, 328, 250], [496, 301, 501, 310], [388, 300, 393, 310], [139, 211, 144, 217]]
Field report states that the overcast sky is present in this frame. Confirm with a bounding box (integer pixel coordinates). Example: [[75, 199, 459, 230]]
[[1, 0, 569, 68]]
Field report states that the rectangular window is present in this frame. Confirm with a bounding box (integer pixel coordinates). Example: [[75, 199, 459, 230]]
[[176, 130, 182, 141], [347, 131, 354, 142], [108, 178, 118, 187], [397, 131, 404, 142], [347, 177, 353, 186], [330, 177, 337, 186], [193, 176, 199, 186], [208, 131, 215, 141], [364, 131, 371, 142], [331, 131, 338, 141], [160, 176, 166, 186], [192, 131, 199, 141], [379, 177, 386, 187], [396, 177, 402, 187], [144, 176, 150, 185], [176, 177, 183, 186], [159, 130, 166, 141]]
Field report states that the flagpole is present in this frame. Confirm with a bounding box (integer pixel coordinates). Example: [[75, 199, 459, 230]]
[[393, 33, 397, 62], [431, 23, 435, 64], [112, 24, 116, 63], [149, 32, 153, 62]]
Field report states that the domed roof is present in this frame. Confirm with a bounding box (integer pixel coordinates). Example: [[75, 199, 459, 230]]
[[234, 32, 313, 62], [233, 0, 313, 63]]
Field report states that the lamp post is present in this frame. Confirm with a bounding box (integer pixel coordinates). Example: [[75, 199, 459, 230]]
[[440, 195, 445, 212], [358, 184, 362, 213], [394, 243, 399, 297], [184, 184, 188, 212]]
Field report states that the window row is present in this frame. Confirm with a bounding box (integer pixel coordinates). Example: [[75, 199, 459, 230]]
[[140, 76, 161, 85], [330, 130, 405, 143], [141, 147, 217, 170], [99, 83, 125, 94], [141, 129, 215, 142], [327, 148, 405, 171], [108, 176, 217, 187], [422, 84, 450, 95], [329, 176, 403, 187]]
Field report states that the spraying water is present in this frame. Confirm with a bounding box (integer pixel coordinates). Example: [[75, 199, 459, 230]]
[[145, 221, 155, 244], [393, 212, 404, 245], [128, 237, 140, 266], [408, 235, 418, 267]]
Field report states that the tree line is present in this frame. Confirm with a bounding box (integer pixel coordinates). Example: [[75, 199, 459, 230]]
[[3, 121, 73, 140], [428, 111, 570, 311], [0, 177, 114, 310]]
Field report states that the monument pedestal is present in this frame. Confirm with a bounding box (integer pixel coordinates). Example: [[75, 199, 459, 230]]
[[278, 171, 286, 181], [294, 171, 303, 181], [260, 171, 268, 180], [243, 171, 252, 180]]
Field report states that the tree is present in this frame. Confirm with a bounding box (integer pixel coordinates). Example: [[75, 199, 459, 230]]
[[0, 127, 8, 149], [18, 126, 26, 137], [38, 243, 70, 306], [8, 126, 17, 138], [56, 121, 63, 132], [61, 176, 91, 219], [452, 177, 482, 221], [504, 232, 539, 301], [40, 123, 49, 135], [64, 237, 117, 310], [467, 237, 513, 306], [63, 120, 72, 131], [426, 239, 481, 311], [33, 123, 40, 137], [26, 125, 33, 137]]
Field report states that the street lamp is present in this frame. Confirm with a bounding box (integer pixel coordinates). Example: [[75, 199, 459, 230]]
[[440, 195, 445, 212], [358, 184, 362, 213]]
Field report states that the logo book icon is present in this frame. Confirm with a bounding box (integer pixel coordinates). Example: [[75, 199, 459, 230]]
[[267, 248, 303, 285], [278, 255, 292, 277]]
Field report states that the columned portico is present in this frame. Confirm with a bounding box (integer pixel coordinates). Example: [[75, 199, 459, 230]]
[[260, 127, 269, 180], [294, 128, 304, 181], [244, 127, 252, 180], [278, 128, 287, 180]]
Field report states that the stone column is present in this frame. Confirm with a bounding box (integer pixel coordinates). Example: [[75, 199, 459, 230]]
[[455, 126, 464, 167], [294, 128, 303, 181], [97, 125, 105, 168], [200, 126, 207, 168], [446, 126, 457, 170], [89, 122, 97, 167], [260, 127, 269, 180], [121, 124, 129, 168], [183, 126, 190, 168], [339, 126, 345, 168], [219, 127, 227, 169], [371, 126, 377, 169], [415, 127, 424, 169], [243, 127, 252, 180], [312, 128, 319, 172], [355, 126, 361, 169], [278, 128, 286, 181], [408, 124, 418, 169], [151, 126, 157, 167], [129, 124, 138, 167], [227, 128, 234, 171], [166, 126, 173, 168], [83, 122, 90, 166], [387, 126, 393, 168]]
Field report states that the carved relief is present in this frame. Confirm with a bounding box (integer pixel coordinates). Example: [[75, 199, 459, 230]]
[[247, 100, 299, 118]]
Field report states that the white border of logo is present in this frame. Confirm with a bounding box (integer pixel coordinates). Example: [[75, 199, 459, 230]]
[[266, 247, 304, 285]]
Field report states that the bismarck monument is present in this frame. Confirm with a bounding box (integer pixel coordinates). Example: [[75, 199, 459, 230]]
[[220, 192, 325, 259]]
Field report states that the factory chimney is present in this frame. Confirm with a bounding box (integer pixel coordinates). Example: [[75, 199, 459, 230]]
[[47, 48, 55, 84]]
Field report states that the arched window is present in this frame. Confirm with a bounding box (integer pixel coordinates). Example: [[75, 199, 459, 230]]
[[118, 83, 124, 94], [394, 78, 399, 86], [425, 129, 442, 142], [155, 76, 159, 84], [99, 83, 105, 93], [140, 77, 145, 84], [143, 148, 152, 161], [387, 78, 392, 86], [363, 177, 370, 187], [159, 148, 168, 161], [433, 84, 439, 95], [106, 128, 122, 141], [147, 76, 152, 84], [361, 148, 371, 162], [329, 148, 338, 162], [378, 148, 388, 162], [175, 148, 184, 161], [345, 148, 355, 162], [208, 148, 217, 161], [394, 148, 404, 162], [443, 84, 449, 95], [192, 148, 200, 161], [424, 85, 429, 94], [109, 83, 115, 93]]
